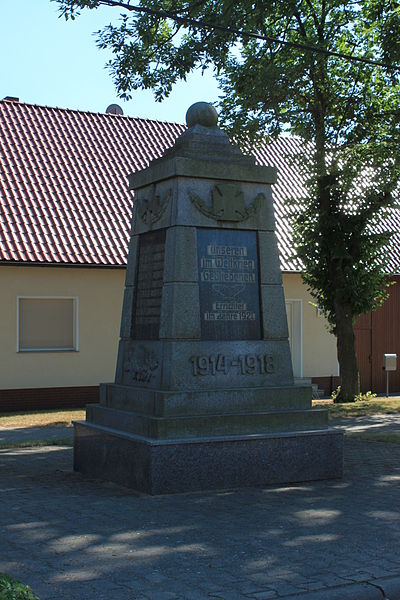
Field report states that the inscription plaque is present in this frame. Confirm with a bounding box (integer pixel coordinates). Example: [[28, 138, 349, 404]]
[[197, 229, 261, 340], [132, 229, 166, 339]]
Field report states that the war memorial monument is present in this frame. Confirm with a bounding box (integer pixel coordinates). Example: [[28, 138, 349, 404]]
[[74, 102, 344, 494]]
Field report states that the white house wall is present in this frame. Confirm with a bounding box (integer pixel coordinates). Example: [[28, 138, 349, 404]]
[[282, 273, 338, 379], [0, 265, 124, 389]]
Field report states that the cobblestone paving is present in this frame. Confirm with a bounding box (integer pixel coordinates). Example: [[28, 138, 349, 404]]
[[330, 413, 400, 434], [0, 425, 73, 445], [1, 439, 400, 599]]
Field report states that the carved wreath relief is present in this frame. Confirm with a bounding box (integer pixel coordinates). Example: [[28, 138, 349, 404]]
[[123, 345, 159, 384], [189, 183, 265, 222]]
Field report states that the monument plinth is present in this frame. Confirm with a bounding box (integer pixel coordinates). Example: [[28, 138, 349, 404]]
[[74, 102, 343, 494]]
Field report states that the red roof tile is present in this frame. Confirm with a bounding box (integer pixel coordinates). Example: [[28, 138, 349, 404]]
[[0, 99, 184, 267], [1, 99, 400, 273]]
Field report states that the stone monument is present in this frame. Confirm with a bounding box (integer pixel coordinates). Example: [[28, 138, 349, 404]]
[[74, 102, 343, 494]]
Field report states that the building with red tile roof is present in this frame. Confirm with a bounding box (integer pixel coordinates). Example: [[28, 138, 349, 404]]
[[0, 97, 399, 409], [0, 97, 183, 267]]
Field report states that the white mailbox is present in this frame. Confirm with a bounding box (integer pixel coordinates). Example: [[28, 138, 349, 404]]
[[383, 353, 397, 371]]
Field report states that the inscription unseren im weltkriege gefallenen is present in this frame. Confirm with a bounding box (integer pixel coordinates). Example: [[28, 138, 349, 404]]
[[197, 229, 261, 340]]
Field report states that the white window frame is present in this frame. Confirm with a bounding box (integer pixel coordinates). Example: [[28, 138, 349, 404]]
[[285, 299, 303, 378], [17, 296, 79, 353]]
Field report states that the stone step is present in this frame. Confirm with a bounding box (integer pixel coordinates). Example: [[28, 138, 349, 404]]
[[74, 421, 344, 494], [87, 403, 328, 440], [100, 382, 312, 417]]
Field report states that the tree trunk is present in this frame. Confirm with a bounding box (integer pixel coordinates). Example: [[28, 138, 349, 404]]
[[334, 300, 360, 402]]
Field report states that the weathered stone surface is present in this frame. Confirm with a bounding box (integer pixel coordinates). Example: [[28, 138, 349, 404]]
[[174, 177, 276, 231], [86, 403, 327, 439], [74, 422, 344, 495], [114, 340, 125, 382], [115, 339, 294, 391], [163, 226, 198, 283], [116, 340, 163, 388], [133, 176, 277, 233], [133, 180, 175, 235], [124, 234, 139, 287], [100, 382, 312, 416], [185, 101, 219, 128], [129, 156, 277, 190], [258, 231, 283, 285], [161, 339, 294, 389], [261, 285, 290, 339], [159, 283, 201, 339], [75, 101, 342, 494], [119, 286, 135, 339]]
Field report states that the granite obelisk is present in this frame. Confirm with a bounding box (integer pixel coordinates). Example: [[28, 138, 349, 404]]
[[74, 102, 343, 494]]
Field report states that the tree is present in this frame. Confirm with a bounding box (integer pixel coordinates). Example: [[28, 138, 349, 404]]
[[56, 0, 400, 401]]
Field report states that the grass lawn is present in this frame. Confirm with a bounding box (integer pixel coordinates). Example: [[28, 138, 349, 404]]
[[0, 408, 85, 429], [312, 397, 400, 418]]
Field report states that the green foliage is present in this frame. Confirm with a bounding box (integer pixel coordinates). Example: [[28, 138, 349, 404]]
[[354, 390, 377, 402], [331, 386, 377, 403], [53, 1, 400, 146], [331, 386, 342, 402], [0, 574, 39, 600], [318, 396, 400, 418], [292, 145, 398, 333]]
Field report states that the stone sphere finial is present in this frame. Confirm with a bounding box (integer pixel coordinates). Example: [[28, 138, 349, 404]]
[[186, 102, 218, 128]]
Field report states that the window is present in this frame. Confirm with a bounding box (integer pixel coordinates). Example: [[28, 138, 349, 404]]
[[17, 297, 78, 352]]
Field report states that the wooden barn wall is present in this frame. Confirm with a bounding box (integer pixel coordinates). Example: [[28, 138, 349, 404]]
[[354, 277, 400, 394]]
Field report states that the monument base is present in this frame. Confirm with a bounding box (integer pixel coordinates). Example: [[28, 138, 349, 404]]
[[74, 421, 343, 495]]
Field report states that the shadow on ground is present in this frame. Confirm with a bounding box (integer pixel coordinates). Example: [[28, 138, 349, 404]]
[[0, 439, 400, 599]]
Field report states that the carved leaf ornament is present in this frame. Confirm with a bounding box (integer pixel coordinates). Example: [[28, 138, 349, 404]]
[[123, 345, 159, 384], [138, 189, 171, 226], [189, 183, 265, 222]]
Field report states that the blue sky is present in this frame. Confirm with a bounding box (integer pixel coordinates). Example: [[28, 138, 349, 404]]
[[0, 0, 220, 123]]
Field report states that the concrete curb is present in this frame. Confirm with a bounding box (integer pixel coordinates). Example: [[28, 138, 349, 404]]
[[282, 575, 400, 599]]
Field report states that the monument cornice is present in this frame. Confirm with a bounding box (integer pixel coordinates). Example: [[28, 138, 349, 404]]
[[129, 156, 277, 190]]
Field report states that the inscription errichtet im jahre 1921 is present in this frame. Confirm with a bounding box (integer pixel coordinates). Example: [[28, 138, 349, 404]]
[[197, 228, 261, 340], [132, 229, 166, 340]]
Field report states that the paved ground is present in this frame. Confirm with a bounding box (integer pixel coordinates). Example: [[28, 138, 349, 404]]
[[1, 428, 400, 599], [0, 425, 73, 445], [330, 412, 400, 434]]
